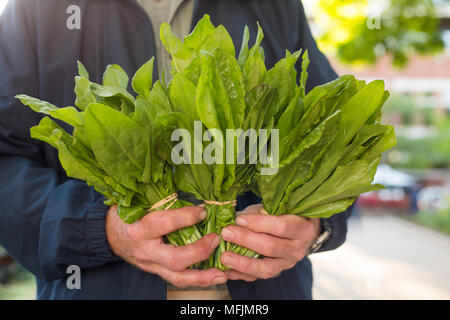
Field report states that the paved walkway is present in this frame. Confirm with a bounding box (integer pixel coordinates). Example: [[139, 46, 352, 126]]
[[309, 214, 450, 299]]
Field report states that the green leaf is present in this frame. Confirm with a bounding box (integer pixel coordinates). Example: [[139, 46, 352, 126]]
[[292, 157, 384, 214], [30, 117, 131, 205], [160, 22, 183, 55], [160, 22, 191, 74], [74, 76, 96, 111], [242, 52, 266, 93], [133, 98, 156, 129], [103, 64, 129, 89], [184, 14, 216, 49], [160, 15, 235, 76], [80, 103, 150, 193], [241, 22, 266, 93], [117, 205, 148, 224], [16, 94, 84, 127], [277, 85, 303, 141], [202, 25, 235, 57], [182, 56, 202, 84], [361, 124, 397, 161], [77, 61, 90, 79], [339, 124, 396, 165], [132, 57, 155, 99], [243, 85, 278, 132], [264, 50, 302, 120], [237, 26, 250, 69], [196, 51, 235, 132], [147, 80, 173, 115], [16, 94, 58, 113], [90, 83, 135, 114], [169, 73, 198, 119], [174, 165, 205, 200], [299, 50, 310, 98], [213, 49, 246, 129], [298, 198, 356, 219]]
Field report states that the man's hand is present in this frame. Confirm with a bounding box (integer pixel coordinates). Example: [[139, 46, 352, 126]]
[[106, 205, 227, 288], [220, 204, 320, 282]]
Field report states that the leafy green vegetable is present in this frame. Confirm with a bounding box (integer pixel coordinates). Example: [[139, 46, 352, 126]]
[[16, 14, 396, 270], [16, 59, 202, 247], [252, 51, 397, 226], [157, 15, 282, 269]]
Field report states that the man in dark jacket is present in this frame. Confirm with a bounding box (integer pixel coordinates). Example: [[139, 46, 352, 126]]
[[0, 0, 351, 299]]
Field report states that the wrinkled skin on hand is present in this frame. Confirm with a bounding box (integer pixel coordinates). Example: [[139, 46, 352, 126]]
[[106, 205, 228, 288], [220, 204, 320, 281]]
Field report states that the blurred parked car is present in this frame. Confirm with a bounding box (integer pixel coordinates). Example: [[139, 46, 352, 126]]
[[358, 188, 411, 208], [417, 186, 450, 212], [357, 165, 418, 210]]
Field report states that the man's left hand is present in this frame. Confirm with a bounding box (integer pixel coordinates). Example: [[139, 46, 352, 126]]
[[220, 204, 320, 282]]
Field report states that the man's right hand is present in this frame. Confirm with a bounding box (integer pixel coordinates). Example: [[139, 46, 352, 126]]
[[106, 205, 227, 288]]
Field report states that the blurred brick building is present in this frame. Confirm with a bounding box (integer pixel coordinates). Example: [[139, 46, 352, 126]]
[[330, 53, 450, 126]]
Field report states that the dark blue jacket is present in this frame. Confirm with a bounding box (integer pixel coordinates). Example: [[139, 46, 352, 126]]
[[0, 0, 351, 300]]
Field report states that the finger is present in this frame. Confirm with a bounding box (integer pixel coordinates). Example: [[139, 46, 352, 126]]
[[221, 252, 290, 279], [221, 226, 294, 258], [236, 203, 263, 216], [148, 264, 228, 288], [235, 213, 312, 240], [225, 270, 258, 282], [152, 233, 221, 271], [134, 206, 207, 238]]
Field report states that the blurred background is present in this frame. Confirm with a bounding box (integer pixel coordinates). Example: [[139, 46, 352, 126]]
[[0, 0, 449, 299], [304, 0, 450, 299]]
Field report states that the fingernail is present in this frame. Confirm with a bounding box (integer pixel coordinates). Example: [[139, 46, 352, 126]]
[[235, 217, 248, 226], [199, 209, 207, 220], [221, 254, 235, 268], [213, 276, 227, 285], [210, 235, 220, 249], [221, 227, 233, 239]]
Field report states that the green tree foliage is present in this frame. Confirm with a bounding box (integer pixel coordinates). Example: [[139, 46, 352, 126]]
[[388, 118, 450, 169], [314, 0, 445, 67]]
